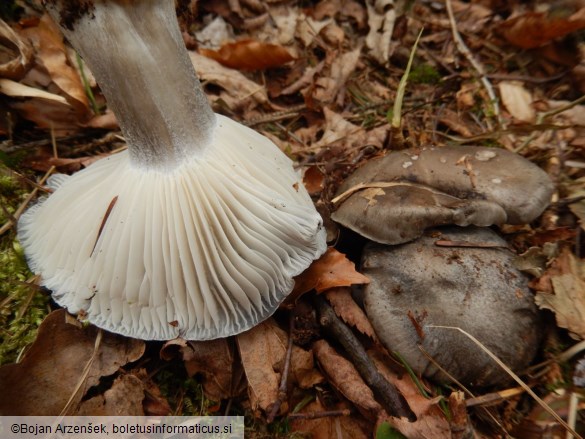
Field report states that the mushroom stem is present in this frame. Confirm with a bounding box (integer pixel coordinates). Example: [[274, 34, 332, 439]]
[[44, 0, 216, 171]]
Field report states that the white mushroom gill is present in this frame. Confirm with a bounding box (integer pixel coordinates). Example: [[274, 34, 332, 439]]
[[19, 0, 327, 340]]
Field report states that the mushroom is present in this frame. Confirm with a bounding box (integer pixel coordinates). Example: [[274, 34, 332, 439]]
[[361, 226, 542, 387], [18, 0, 327, 340], [331, 146, 554, 244]]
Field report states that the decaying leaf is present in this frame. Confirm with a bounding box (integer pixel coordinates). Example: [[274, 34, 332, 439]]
[[161, 337, 243, 401], [77, 373, 145, 416], [535, 248, 585, 340], [0, 309, 145, 415], [291, 247, 370, 299], [0, 18, 33, 80], [21, 14, 90, 115], [313, 339, 382, 420], [188, 51, 268, 110], [499, 9, 585, 49], [365, 0, 397, 64], [303, 165, 325, 196], [499, 81, 535, 123], [324, 287, 378, 341], [290, 399, 371, 439], [314, 48, 361, 104], [200, 39, 294, 71], [237, 319, 323, 415], [371, 351, 451, 438]]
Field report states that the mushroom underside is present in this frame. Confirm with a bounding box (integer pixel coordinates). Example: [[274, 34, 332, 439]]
[[18, 115, 327, 340]]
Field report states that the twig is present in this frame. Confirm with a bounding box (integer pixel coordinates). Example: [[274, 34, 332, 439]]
[[316, 296, 415, 420], [429, 325, 582, 439], [514, 94, 585, 153], [0, 165, 56, 236], [445, 0, 501, 128], [267, 316, 295, 423], [244, 104, 306, 127], [288, 409, 352, 420]]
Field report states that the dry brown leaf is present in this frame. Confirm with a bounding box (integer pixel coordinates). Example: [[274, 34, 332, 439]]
[[21, 15, 90, 115], [499, 81, 535, 123], [314, 48, 360, 104], [237, 319, 322, 415], [160, 338, 243, 401], [0, 78, 68, 103], [499, 9, 585, 49], [371, 351, 451, 438], [290, 400, 371, 439], [292, 247, 370, 298], [438, 108, 476, 138], [0, 18, 33, 80], [303, 165, 325, 195], [0, 309, 145, 415], [200, 39, 294, 71], [77, 374, 145, 416], [189, 52, 268, 110], [535, 248, 585, 340], [313, 339, 382, 420], [325, 287, 378, 341], [365, 0, 396, 64]]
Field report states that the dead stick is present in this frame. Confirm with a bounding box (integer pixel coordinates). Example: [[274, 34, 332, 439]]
[[267, 316, 295, 422], [289, 409, 352, 420], [316, 296, 415, 421]]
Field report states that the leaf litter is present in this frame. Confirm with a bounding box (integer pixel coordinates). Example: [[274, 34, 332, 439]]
[[0, 0, 584, 437]]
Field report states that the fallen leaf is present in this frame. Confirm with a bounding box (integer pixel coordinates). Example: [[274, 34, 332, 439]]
[[200, 39, 294, 71], [303, 165, 325, 195], [499, 9, 585, 49], [297, 15, 332, 47], [161, 337, 243, 401], [365, 0, 397, 64], [313, 339, 381, 420], [290, 399, 371, 439], [237, 319, 323, 415], [21, 14, 90, 115], [499, 81, 535, 123], [188, 51, 268, 110], [314, 48, 361, 104], [291, 247, 370, 298], [535, 248, 585, 340], [77, 373, 145, 416], [0, 18, 33, 80], [325, 287, 378, 341], [0, 78, 68, 103], [371, 350, 451, 438], [0, 309, 145, 415]]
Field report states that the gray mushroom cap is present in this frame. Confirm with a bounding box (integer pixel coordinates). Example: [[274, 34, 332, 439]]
[[361, 226, 542, 387], [332, 146, 554, 245]]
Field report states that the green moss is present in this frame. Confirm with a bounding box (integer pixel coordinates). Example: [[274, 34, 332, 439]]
[[0, 169, 49, 365], [409, 63, 440, 85], [155, 366, 218, 416], [0, 238, 48, 365]]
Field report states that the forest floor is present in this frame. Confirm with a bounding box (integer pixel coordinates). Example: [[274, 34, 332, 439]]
[[0, 0, 584, 437]]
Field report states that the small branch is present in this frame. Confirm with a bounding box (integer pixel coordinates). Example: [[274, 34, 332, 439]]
[[288, 409, 353, 420], [316, 296, 415, 421], [445, 0, 501, 128], [267, 316, 295, 423]]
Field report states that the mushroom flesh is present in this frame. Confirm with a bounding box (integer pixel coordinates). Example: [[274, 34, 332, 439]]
[[18, 0, 327, 340]]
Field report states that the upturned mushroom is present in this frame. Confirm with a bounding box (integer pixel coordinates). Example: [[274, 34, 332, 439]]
[[18, 0, 327, 340], [332, 146, 554, 244]]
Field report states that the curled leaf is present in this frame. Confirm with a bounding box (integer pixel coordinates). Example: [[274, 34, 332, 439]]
[[200, 39, 294, 71]]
